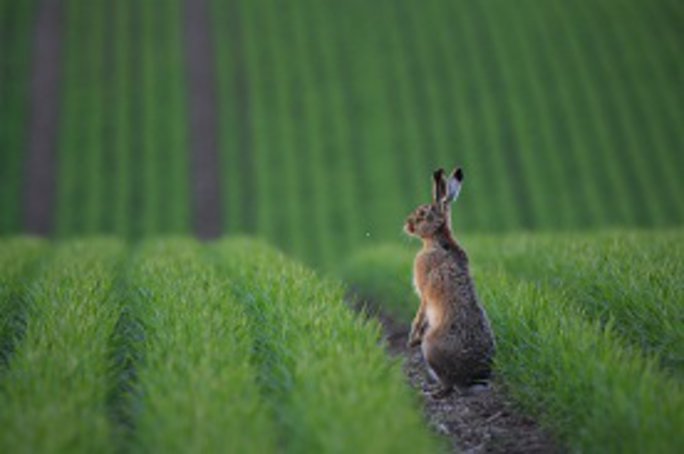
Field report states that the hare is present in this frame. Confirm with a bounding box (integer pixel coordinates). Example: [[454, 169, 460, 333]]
[[404, 167, 495, 398]]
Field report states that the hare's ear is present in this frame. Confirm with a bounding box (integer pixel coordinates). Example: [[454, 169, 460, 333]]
[[445, 167, 464, 203], [432, 168, 447, 204]]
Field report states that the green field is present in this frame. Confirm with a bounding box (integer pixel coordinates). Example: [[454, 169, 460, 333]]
[[1, 0, 683, 267], [1, 0, 683, 451], [341, 230, 684, 453], [0, 237, 440, 453], [0, 232, 681, 452]]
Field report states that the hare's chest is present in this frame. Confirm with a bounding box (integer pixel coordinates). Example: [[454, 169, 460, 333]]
[[412, 252, 435, 297], [412, 264, 423, 297], [425, 302, 440, 327]]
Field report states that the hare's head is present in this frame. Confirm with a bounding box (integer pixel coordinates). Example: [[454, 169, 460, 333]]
[[404, 168, 463, 239]]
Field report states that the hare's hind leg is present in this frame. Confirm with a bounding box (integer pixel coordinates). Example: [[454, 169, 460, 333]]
[[424, 364, 454, 399], [421, 341, 455, 399]]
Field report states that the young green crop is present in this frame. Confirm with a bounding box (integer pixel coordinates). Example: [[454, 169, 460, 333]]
[[271, 0, 309, 258], [111, 0, 132, 237], [160, 0, 190, 234], [574, 2, 665, 226], [0, 1, 35, 234], [0, 237, 47, 368], [0, 238, 124, 453], [139, 0, 160, 236], [117, 238, 275, 453], [341, 237, 684, 453], [5, 0, 684, 264], [382, 2, 427, 207], [338, 243, 417, 321], [55, 0, 86, 236], [467, 230, 684, 375], [309, 0, 363, 253], [212, 237, 441, 453], [480, 271, 684, 453], [289, 0, 335, 267], [82, 0, 106, 234]]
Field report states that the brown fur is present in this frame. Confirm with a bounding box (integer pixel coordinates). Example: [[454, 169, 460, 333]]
[[405, 168, 495, 395]]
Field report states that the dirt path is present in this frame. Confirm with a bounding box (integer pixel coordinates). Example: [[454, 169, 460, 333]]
[[375, 310, 558, 453], [184, 0, 222, 239], [22, 0, 62, 235]]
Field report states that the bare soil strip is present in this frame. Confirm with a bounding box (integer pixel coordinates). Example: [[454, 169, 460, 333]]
[[375, 310, 559, 453], [184, 0, 222, 239], [22, 0, 62, 235]]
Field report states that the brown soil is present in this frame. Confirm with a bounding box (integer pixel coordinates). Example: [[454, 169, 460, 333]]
[[23, 0, 62, 235], [374, 308, 560, 454], [184, 0, 222, 239]]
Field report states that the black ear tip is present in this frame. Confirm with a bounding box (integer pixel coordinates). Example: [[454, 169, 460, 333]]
[[454, 168, 464, 181], [433, 168, 445, 179]]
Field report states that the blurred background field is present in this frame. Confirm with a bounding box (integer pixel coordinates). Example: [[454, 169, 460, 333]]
[[1, 0, 682, 267]]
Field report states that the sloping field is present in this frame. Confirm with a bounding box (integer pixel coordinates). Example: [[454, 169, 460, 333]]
[[1, 0, 682, 267], [0, 237, 440, 453], [340, 229, 684, 452]]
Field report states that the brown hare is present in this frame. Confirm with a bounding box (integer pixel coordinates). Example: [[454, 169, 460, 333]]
[[404, 167, 495, 398]]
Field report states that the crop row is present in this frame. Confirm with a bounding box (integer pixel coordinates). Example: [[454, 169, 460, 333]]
[[0, 237, 438, 453], [479, 272, 683, 453], [0, 0, 36, 233], [467, 230, 684, 376], [0, 237, 46, 368], [340, 230, 684, 452], [213, 238, 438, 451], [0, 239, 124, 452], [114, 238, 275, 452]]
